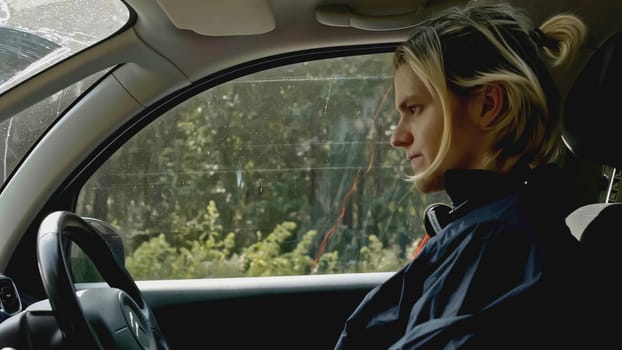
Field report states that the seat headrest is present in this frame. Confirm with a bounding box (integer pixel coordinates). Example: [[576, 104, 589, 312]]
[[563, 31, 622, 168]]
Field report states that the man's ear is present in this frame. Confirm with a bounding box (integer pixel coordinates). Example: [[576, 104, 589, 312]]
[[477, 84, 504, 128]]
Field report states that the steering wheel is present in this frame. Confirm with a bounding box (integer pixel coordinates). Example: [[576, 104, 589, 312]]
[[36, 211, 170, 349]]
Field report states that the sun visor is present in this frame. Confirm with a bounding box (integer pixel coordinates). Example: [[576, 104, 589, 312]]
[[155, 0, 275, 36]]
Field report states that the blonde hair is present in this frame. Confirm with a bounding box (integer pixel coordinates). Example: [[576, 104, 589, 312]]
[[394, 1, 587, 180]]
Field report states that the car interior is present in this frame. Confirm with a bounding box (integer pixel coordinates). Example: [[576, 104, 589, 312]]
[[0, 0, 620, 349], [563, 27, 622, 344]]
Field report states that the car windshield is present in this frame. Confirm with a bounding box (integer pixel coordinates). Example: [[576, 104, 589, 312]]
[[0, 0, 129, 92], [0, 0, 129, 186]]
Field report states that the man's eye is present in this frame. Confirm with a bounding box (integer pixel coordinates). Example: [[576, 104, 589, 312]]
[[408, 105, 421, 114]]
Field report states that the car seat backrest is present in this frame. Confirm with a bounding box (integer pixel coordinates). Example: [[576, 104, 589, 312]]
[[563, 30, 622, 170], [562, 29, 622, 342], [564, 29, 622, 241]]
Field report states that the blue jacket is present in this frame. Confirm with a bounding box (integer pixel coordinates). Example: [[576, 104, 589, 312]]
[[334, 165, 587, 349]]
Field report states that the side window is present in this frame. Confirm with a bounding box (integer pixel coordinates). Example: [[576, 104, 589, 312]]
[[76, 53, 449, 281]]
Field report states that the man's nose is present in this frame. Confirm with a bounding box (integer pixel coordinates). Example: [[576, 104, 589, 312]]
[[390, 121, 413, 148]]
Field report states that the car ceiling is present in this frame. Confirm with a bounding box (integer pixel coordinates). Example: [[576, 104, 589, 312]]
[[130, 0, 622, 91], [2, 0, 621, 122]]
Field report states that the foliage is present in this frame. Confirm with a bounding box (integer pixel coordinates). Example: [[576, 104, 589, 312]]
[[126, 201, 415, 279]]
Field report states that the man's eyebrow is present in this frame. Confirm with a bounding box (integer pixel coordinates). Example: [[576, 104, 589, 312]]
[[396, 95, 426, 110]]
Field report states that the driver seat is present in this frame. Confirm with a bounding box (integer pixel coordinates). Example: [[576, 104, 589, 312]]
[[563, 29, 622, 346]]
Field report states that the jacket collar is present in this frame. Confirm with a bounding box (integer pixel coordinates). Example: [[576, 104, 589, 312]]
[[444, 165, 532, 208]]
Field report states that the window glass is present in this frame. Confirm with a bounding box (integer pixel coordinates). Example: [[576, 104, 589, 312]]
[[0, 0, 129, 186], [0, 69, 109, 183], [77, 53, 449, 281], [0, 0, 129, 93]]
